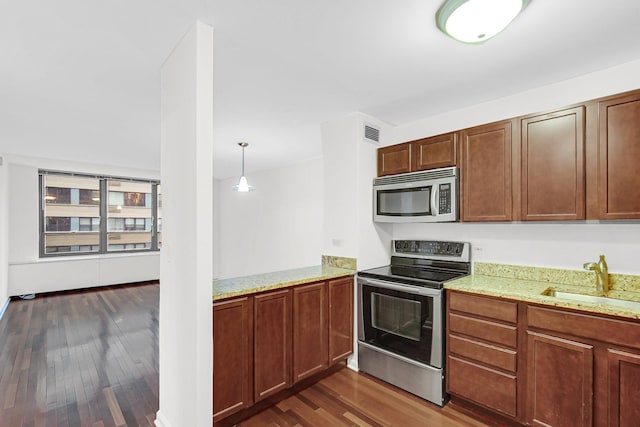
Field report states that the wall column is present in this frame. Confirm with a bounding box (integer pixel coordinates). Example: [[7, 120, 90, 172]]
[[157, 21, 214, 427]]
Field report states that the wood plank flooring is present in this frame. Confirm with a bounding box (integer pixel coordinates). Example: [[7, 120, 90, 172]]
[[237, 368, 493, 427], [0, 282, 493, 426], [0, 283, 159, 427]]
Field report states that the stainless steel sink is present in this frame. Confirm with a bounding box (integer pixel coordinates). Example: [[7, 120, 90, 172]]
[[543, 289, 640, 311]]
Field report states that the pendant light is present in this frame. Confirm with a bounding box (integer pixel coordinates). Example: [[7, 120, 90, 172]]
[[436, 0, 530, 44], [232, 142, 255, 192]]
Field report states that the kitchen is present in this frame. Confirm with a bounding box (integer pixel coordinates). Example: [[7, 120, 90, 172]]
[[2, 1, 640, 426]]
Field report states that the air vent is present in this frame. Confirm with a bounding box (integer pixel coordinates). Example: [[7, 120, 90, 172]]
[[363, 124, 380, 145], [374, 167, 458, 185]]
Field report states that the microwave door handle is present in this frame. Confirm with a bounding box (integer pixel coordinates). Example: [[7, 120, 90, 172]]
[[430, 186, 438, 216]]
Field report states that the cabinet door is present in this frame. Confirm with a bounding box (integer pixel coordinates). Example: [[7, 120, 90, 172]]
[[521, 107, 585, 220], [526, 331, 593, 427], [377, 143, 411, 176], [597, 91, 640, 219], [328, 277, 354, 365], [254, 290, 291, 401], [213, 297, 252, 422], [411, 133, 457, 171], [292, 282, 328, 382], [460, 121, 513, 221], [608, 348, 640, 427]]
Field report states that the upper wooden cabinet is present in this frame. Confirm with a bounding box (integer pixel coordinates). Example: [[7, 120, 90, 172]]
[[460, 120, 513, 222], [377, 132, 457, 177], [520, 106, 586, 221], [377, 143, 411, 176], [411, 133, 457, 171], [597, 92, 640, 219]]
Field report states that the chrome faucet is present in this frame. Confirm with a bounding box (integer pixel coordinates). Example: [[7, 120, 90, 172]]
[[583, 255, 609, 296]]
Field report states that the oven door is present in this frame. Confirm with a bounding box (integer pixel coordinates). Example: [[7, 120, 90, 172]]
[[357, 277, 443, 368]]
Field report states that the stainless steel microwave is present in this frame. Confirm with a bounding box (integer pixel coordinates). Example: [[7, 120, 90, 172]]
[[373, 167, 459, 223]]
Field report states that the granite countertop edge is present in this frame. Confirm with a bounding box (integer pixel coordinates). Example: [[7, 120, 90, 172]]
[[445, 274, 640, 320], [213, 265, 355, 302]]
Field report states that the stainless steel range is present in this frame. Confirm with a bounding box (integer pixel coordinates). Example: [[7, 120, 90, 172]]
[[357, 239, 470, 406]]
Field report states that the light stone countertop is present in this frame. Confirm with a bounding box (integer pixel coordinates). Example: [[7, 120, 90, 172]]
[[213, 265, 355, 302], [445, 263, 640, 320]]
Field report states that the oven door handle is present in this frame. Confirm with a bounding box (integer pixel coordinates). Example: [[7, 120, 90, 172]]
[[358, 277, 442, 297]]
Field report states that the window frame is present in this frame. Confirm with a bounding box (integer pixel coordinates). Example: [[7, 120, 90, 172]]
[[39, 170, 161, 258]]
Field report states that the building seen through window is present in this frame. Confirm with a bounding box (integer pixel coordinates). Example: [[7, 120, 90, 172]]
[[40, 172, 160, 256]]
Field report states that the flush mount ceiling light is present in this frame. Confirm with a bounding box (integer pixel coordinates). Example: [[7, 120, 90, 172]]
[[232, 142, 255, 192], [436, 0, 530, 44]]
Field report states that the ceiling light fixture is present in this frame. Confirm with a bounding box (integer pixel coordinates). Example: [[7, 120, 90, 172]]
[[232, 142, 255, 192], [436, 0, 530, 44]]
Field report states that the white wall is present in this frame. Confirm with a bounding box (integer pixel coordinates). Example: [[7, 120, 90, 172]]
[[5, 154, 160, 296], [157, 21, 213, 427], [0, 155, 9, 316], [215, 158, 324, 279], [321, 112, 392, 271], [390, 59, 640, 275]]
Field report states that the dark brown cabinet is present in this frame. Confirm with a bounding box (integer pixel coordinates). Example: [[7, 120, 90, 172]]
[[411, 133, 457, 171], [527, 305, 640, 427], [328, 277, 354, 365], [447, 292, 519, 419], [520, 106, 586, 221], [526, 331, 593, 427], [213, 297, 253, 423], [254, 289, 291, 401], [214, 275, 354, 424], [460, 120, 514, 222], [377, 143, 411, 176], [597, 91, 640, 219], [292, 282, 328, 382], [607, 349, 640, 427], [447, 291, 640, 426], [377, 133, 457, 177]]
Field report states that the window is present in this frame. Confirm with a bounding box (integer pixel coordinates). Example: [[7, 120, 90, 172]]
[[107, 180, 153, 252], [40, 171, 160, 257]]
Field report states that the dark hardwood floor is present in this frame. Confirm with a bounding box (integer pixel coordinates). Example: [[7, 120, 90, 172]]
[[0, 283, 159, 427], [1, 283, 492, 427], [237, 367, 493, 427]]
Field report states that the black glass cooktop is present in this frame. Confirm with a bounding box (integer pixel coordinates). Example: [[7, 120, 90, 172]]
[[357, 264, 467, 288]]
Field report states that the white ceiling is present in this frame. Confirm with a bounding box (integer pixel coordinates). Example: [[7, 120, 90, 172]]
[[1, 1, 640, 179]]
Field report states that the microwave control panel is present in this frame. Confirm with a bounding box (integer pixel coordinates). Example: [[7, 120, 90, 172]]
[[438, 183, 451, 214]]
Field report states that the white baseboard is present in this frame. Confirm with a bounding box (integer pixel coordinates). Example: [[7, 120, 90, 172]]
[[154, 411, 173, 427], [0, 297, 9, 321]]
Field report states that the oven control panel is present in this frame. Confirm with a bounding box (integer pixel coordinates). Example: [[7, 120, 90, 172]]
[[392, 240, 469, 260]]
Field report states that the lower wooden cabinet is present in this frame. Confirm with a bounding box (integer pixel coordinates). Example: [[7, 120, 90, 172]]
[[292, 282, 328, 382], [213, 275, 354, 424], [213, 297, 253, 423], [447, 291, 519, 420], [328, 277, 354, 364], [254, 289, 291, 401], [607, 349, 640, 427], [446, 291, 640, 427], [526, 331, 593, 427]]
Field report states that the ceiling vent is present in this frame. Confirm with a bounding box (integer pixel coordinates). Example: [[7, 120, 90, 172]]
[[363, 124, 381, 145]]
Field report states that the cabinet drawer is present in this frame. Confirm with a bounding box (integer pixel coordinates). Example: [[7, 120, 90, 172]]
[[448, 356, 517, 417], [527, 305, 640, 350], [449, 313, 517, 348], [449, 334, 516, 372], [449, 292, 517, 323]]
